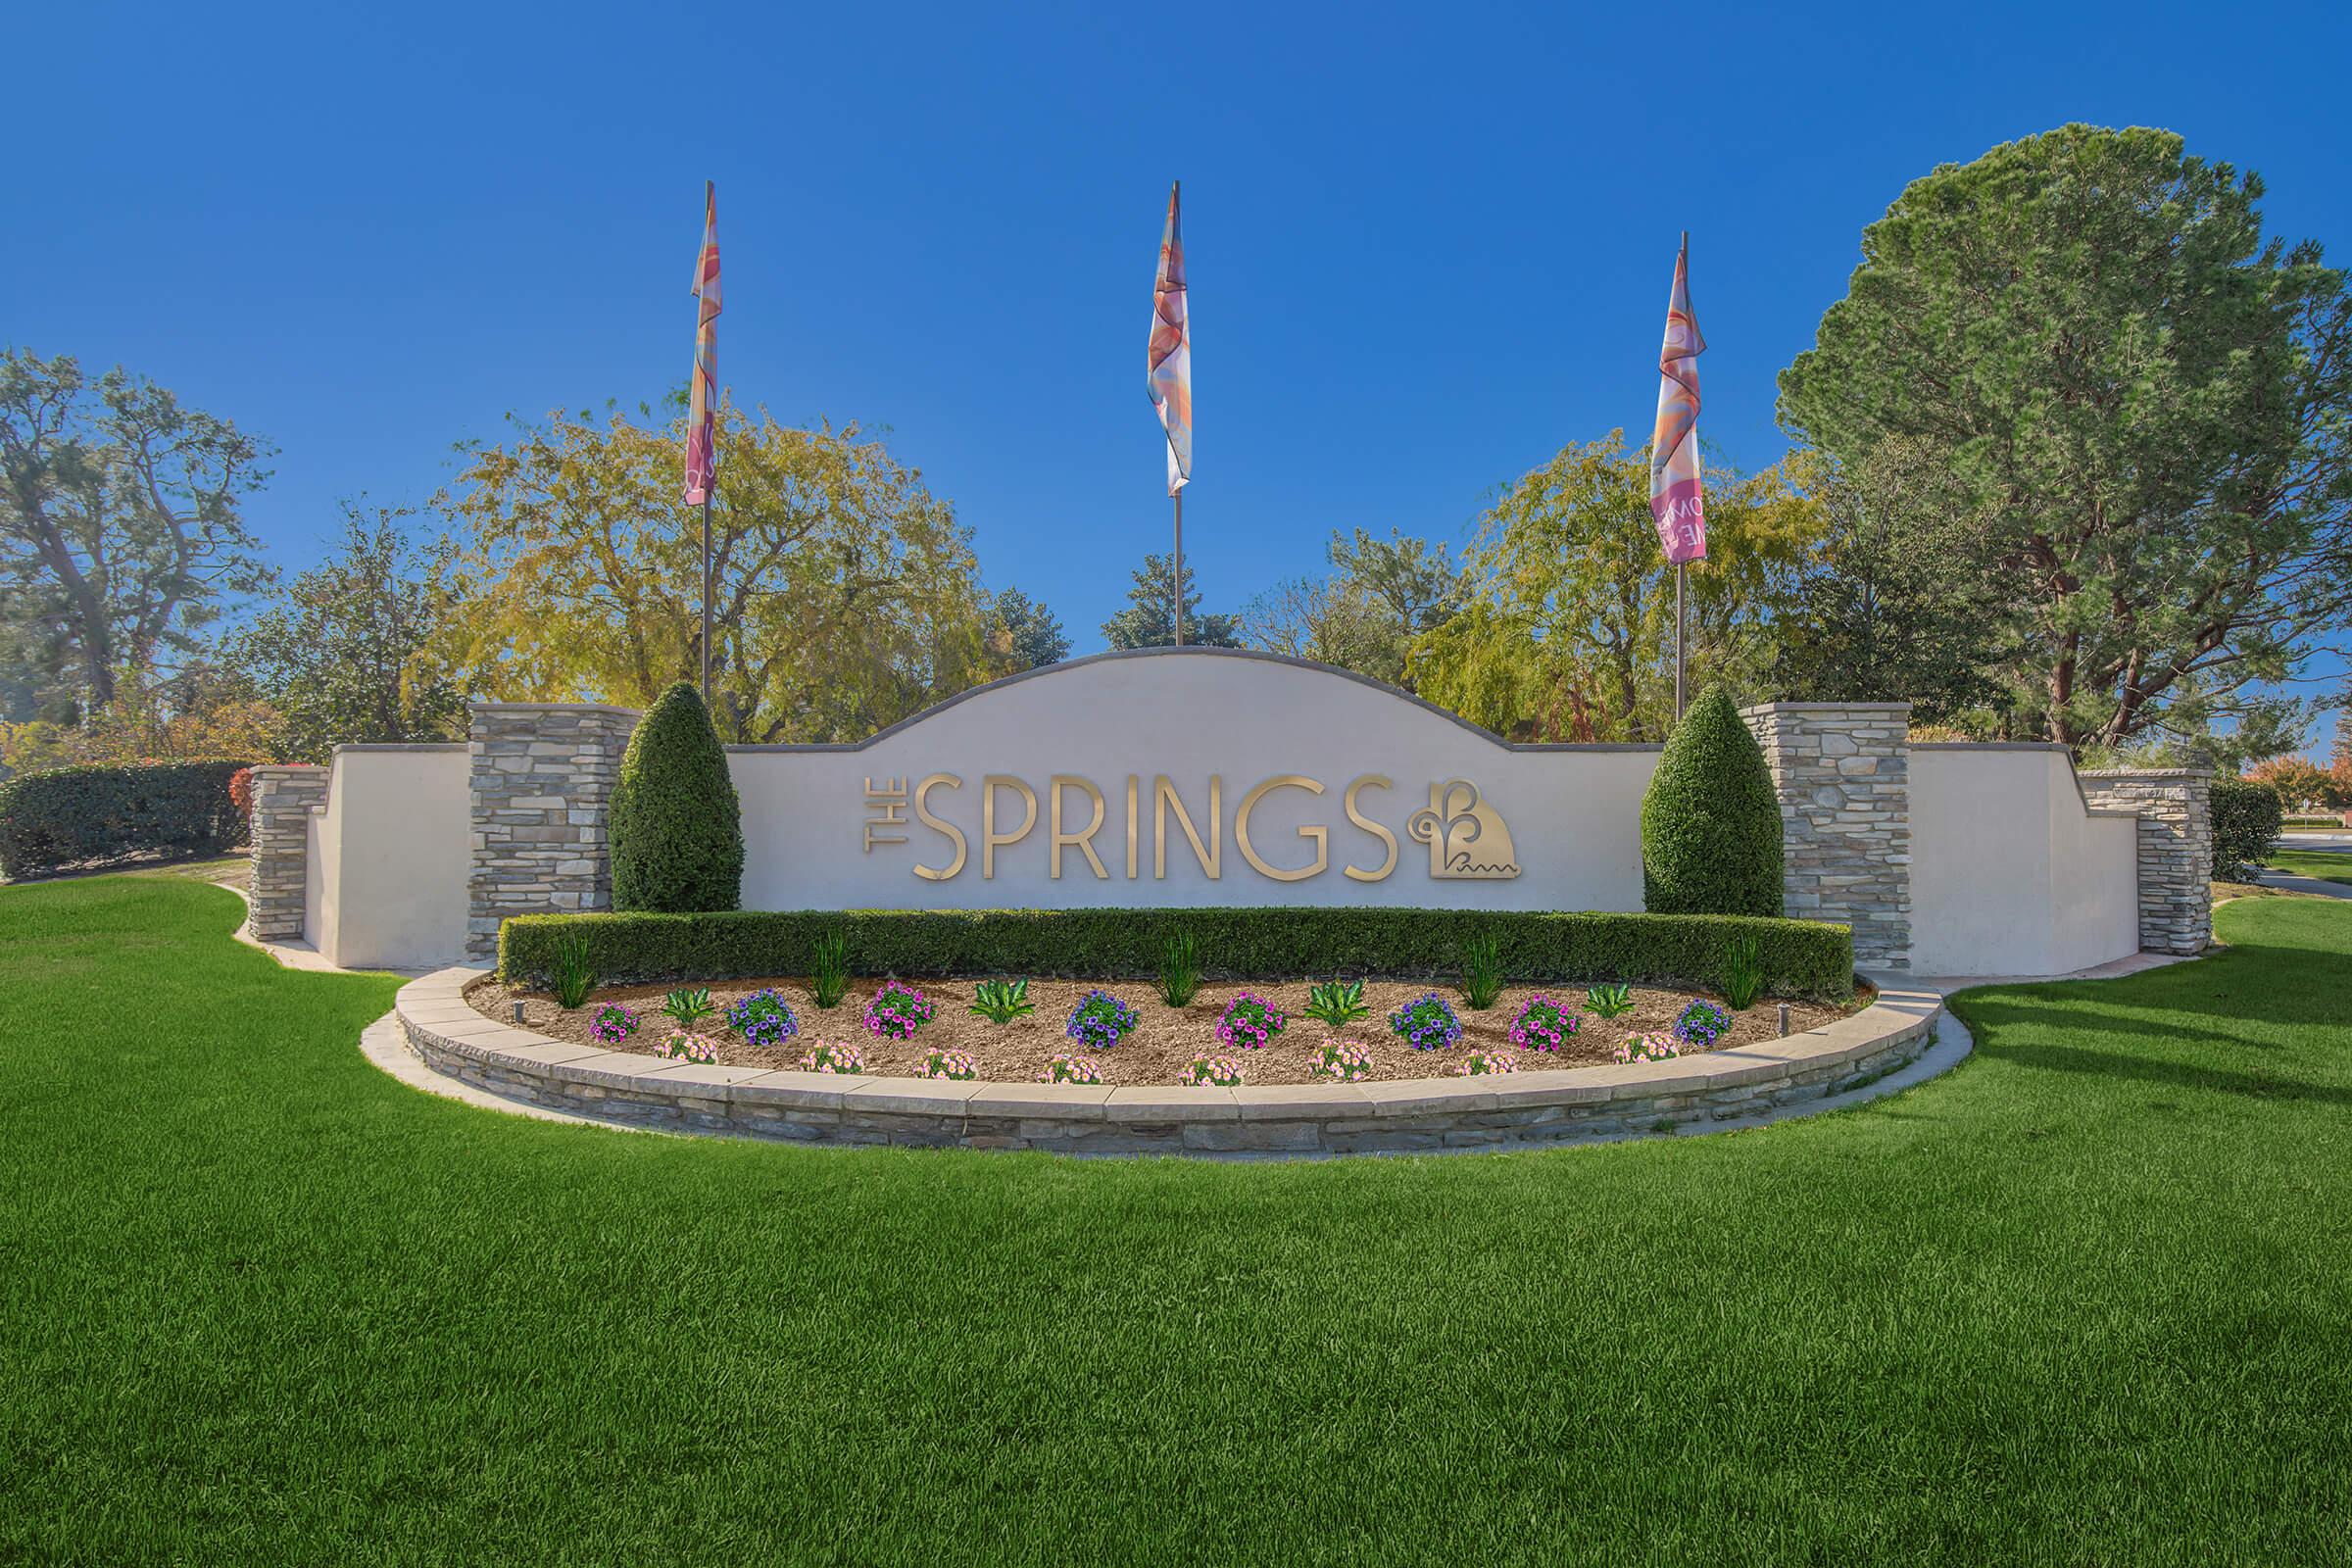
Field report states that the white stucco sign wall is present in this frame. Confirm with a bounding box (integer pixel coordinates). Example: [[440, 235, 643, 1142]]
[[729, 651, 1659, 912], [259, 646, 2194, 977]]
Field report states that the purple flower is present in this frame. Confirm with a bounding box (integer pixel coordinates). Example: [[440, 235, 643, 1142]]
[[1507, 994, 1580, 1052], [862, 981, 935, 1041], [1386, 992, 1462, 1051], [1066, 990, 1140, 1049], [1213, 992, 1289, 1050]]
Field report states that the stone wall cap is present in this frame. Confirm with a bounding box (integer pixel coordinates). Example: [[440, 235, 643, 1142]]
[[1103, 1086, 1244, 1122], [333, 742, 467, 754], [842, 1077, 989, 1115], [468, 701, 645, 719], [1737, 701, 1914, 714], [2079, 766, 2216, 779], [964, 1082, 1116, 1118]]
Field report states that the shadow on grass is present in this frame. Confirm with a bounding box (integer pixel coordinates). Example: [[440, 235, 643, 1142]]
[[1951, 906, 2352, 1106], [1965, 1039, 2352, 1107]]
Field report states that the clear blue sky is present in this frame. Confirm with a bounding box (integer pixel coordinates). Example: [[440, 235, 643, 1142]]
[[8, 0, 2348, 755]]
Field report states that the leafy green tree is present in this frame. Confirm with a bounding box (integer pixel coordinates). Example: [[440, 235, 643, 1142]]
[[1246, 529, 1465, 689], [1640, 686, 1783, 917], [1102, 552, 1241, 649], [1779, 124, 2352, 748], [225, 506, 466, 763], [438, 402, 996, 743], [1770, 442, 2005, 724], [610, 683, 743, 913], [0, 348, 273, 718], [989, 587, 1070, 671], [1410, 434, 1822, 741]]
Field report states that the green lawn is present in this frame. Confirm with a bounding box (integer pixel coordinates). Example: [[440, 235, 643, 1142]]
[[4, 878, 2349, 1565], [2268, 847, 2352, 888]]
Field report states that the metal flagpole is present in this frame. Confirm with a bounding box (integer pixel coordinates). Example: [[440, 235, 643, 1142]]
[[1173, 491, 1185, 647], [700, 493, 713, 705], [1674, 562, 1687, 721]]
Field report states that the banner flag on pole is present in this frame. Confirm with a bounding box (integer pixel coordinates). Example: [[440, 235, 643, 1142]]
[[683, 180, 722, 505], [1148, 181, 1192, 497], [1649, 233, 1706, 564]]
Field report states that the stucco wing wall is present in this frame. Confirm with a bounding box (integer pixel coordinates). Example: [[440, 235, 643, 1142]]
[[1909, 746, 2138, 976], [2046, 798, 2139, 976], [318, 747, 471, 969], [728, 653, 1661, 912]]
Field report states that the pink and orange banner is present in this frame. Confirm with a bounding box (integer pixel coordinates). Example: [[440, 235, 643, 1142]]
[[683, 180, 722, 505], [1649, 235, 1706, 564], [1148, 182, 1192, 496]]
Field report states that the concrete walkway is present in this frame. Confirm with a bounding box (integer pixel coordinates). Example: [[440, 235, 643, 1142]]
[[2258, 835, 2352, 900], [1903, 950, 2192, 992]]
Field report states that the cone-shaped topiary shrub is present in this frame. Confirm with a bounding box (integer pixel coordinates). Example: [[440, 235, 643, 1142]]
[[611, 682, 745, 912], [1641, 685, 1784, 917]]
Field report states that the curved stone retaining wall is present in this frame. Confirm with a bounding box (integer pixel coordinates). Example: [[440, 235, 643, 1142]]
[[394, 969, 1943, 1156]]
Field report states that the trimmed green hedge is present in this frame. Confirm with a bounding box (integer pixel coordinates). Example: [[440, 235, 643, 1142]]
[[0, 760, 251, 880], [501, 906, 1855, 1002]]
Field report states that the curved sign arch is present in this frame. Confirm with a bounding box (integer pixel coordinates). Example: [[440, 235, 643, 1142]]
[[725, 648, 1658, 912]]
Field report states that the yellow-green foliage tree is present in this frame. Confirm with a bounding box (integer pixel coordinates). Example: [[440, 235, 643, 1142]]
[[1410, 433, 1824, 742], [434, 402, 1001, 743]]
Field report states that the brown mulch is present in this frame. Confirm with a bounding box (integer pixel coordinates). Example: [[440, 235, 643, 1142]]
[[465, 974, 1860, 1087]]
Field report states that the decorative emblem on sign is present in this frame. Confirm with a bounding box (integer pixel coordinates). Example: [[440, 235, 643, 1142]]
[[1407, 780, 1520, 879]]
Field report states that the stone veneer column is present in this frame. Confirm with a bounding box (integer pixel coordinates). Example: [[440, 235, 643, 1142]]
[[467, 703, 641, 961], [2078, 768, 2214, 956], [1739, 702, 1913, 972], [247, 765, 329, 943]]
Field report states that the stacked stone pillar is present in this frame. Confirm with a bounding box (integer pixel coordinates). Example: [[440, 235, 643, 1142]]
[[2079, 769, 2214, 956], [466, 703, 640, 961], [247, 765, 330, 943], [1740, 703, 1913, 972]]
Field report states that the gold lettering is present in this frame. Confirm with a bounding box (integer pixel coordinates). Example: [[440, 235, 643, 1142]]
[[1342, 774, 1398, 882], [1153, 774, 1222, 879], [1236, 774, 1328, 882], [981, 775, 1037, 878], [1124, 775, 1140, 879], [1050, 775, 1109, 880], [911, 773, 966, 880]]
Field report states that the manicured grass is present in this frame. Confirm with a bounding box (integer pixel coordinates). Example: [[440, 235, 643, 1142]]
[[2268, 847, 2352, 887], [3, 878, 2349, 1563]]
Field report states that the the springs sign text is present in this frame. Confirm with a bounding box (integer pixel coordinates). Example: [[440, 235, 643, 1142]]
[[858, 773, 1521, 886]]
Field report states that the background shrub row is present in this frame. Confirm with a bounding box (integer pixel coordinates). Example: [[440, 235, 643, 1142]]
[[0, 760, 251, 880], [501, 906, 1856, 1002]]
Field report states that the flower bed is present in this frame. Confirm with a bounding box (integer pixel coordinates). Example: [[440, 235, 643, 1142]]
[[466, 972, 1858, 1087]]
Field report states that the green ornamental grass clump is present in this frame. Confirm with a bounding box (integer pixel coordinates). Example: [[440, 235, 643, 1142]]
[[1640, 685, 1784, 918], [968, 978, 1035, 1024], [1303, 979, 1369, 1028], [610, 683, 745, 914]]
